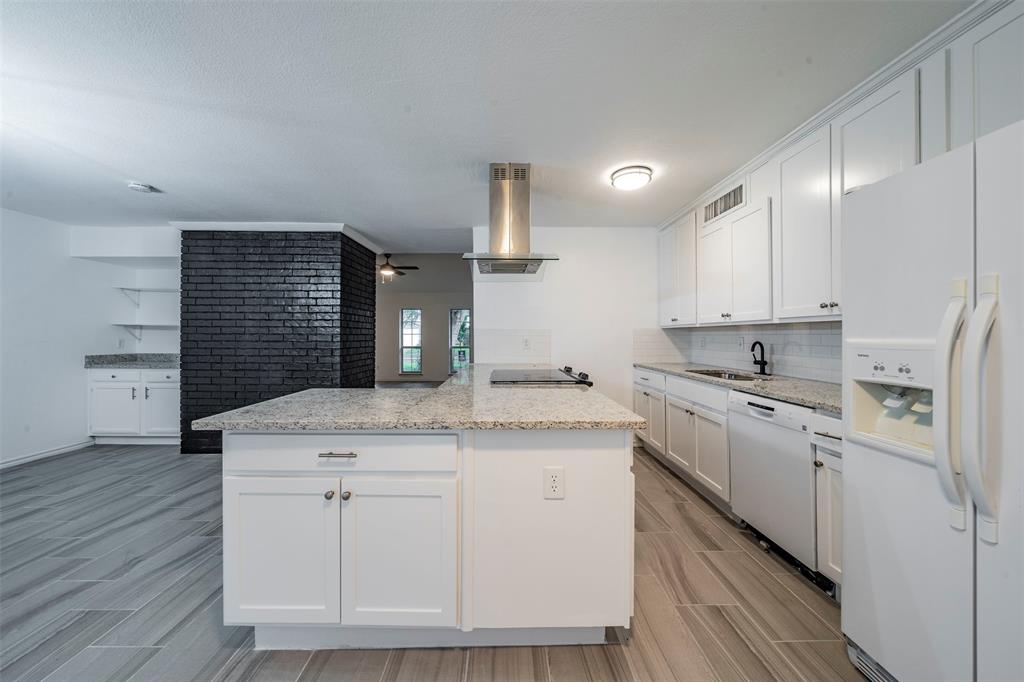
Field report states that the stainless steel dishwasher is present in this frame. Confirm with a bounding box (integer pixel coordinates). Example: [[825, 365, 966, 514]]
[[727, 390, 816, 570]]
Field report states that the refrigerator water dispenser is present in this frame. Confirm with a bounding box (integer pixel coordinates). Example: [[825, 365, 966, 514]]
[[848, 343, 936, 456]]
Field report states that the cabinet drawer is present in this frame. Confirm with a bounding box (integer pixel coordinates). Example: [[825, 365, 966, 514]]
[[632, 369, 666, 392], [666, 375, 729, 413], [89, 369, 141, 382], [144, 369, 180, 383], [223, 434, 458, 473]]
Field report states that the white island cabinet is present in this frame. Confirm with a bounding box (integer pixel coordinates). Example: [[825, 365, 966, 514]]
[[195, 365, 643, 651]]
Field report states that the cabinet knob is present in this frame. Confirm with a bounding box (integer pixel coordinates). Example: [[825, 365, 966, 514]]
[[814, 460, 824, 468], [829, 301, 839, 308], [324, 490, 335, 500], [670, 317, 678, 322], [340, 491, 352, 501], [145, 387, 150, 399], [820, 302, 829, 309], [131, 387, 136, 400]]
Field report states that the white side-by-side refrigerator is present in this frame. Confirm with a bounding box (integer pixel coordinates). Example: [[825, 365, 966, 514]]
[[842, 119, 1022, 681]]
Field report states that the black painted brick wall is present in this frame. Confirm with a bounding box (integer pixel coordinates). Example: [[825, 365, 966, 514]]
[[180, 231, 376, 453]]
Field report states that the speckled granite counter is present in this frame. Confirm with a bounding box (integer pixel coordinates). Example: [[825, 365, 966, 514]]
[[192, 364, 646, 431], [85, 353, 180, 369], [633, 362, 842, 414]]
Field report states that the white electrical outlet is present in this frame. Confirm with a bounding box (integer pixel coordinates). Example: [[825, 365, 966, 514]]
[[738, 336, 745, 348], [543, 466, 565, 499], [700, 337, 706, 348], [522, 336, 532, 351]]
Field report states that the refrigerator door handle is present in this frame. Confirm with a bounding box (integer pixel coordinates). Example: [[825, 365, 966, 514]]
[[962, 274, 1000, 544], [933, 279, 968, 530]]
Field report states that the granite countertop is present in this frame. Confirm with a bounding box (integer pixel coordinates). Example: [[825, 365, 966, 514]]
[[191, 364, 646, 432], [85, 353, 180, 369], [633, 362, 842, 414]]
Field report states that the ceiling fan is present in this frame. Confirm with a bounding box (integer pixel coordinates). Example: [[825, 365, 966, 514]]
[[377, 253, 419, 279]]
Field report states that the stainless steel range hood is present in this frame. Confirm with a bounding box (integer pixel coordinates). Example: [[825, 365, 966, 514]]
[[463, 163, 558, 278]]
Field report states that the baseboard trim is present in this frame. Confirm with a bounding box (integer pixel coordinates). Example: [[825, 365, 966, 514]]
[[0, 439, 95, 470], [253, 625, 607, 651], [94, 436, 181, 445]]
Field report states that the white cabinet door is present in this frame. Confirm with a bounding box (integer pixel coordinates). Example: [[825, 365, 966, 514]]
[[815, 450, 843, 585], [142, 383, 180, 435], [698, 223, 732, 324], [223, 476, 341, 624], [657, 225, 680, 326], [831, 69, 917, 311], [89, 383, 141, 435], [950, 2, 1024, 147], [775, 129, 834, 318], [694, 407, 729, 503], [730, 199, 772, 323], [633, 387, 650, 442], [340, 478, 458, 627], [665, 397, 696, 474], [676, 211, 698, 325], [646, 391, 666, 454]]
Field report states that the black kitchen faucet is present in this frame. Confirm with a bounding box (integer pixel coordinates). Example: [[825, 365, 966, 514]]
[[751, 341, 769, 376]]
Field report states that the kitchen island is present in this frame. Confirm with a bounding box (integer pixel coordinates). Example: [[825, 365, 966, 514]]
[[192, 365, 644, 650]]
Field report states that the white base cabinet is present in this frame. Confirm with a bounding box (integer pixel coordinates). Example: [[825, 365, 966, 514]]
[[693, 407, 730, 503], [340, 477, 458, 627], [660, 374, 731, 505], [223, 476, 342, 624], [88, 369, 180, 438]]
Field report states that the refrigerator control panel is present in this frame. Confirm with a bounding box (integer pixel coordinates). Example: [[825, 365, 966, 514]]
[[848, 345, 933, 388]]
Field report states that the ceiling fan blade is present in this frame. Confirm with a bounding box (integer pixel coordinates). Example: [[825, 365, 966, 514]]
[[395, 269, 407, 276], [395, 265, 420, 270]]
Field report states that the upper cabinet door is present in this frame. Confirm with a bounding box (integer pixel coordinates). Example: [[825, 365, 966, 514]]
[[657, 225, 680, 326], [223, 476, 341, 625], [676, 211, 698, 326], [698, 222, 732, 324], [730, 198, 773, 323], [950, 3, 1024, 148], [831, 69, 918, 312], [776, 129, 834, 319], [340, 478, 458, 627]]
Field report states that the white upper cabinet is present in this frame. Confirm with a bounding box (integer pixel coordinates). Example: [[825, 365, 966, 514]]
[[730, 199, 773, 323], [772, 128, 835, 319], [697, 221, 732, 324], [950, 2, 1024, 147], [830, 69, 918, 312], [657, 212, 697, 327]]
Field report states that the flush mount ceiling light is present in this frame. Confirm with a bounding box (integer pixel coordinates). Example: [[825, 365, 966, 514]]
[[610, 165, 653, 191], [127, 181, 160, 193]]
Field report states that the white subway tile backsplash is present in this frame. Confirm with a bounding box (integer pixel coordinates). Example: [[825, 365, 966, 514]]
[[633, 322, 841, 383]]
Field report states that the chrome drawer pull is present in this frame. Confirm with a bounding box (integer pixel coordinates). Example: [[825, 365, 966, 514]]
[[813, 431, 842, 441], [318, 451, 358, 459]]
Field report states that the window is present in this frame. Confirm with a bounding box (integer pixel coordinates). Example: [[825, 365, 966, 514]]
[[449, 308, 471, 373], [400, 308, 422, 374]]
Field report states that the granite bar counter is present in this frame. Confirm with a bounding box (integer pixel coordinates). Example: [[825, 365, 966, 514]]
[[633, 361, 842, 414], [192, 364, 645, 432], [85, 353, 180, 369], [193, 364, 641, 651]]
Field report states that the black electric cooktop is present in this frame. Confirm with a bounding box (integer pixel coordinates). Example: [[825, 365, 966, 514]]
[[489, 367, 593, 387]]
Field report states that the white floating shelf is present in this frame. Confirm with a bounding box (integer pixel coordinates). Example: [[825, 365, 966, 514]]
[[115, 286, 180, 306], [112, 322, 180, 341]]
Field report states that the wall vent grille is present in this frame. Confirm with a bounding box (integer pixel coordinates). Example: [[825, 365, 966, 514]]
[[703, 184, 744, 223]]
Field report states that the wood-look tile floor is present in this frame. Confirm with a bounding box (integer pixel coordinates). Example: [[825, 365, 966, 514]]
[[0, 444, 863, 681]]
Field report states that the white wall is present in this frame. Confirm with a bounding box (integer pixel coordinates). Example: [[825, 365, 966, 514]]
[[1, 210, 138, 466], [472, 226, 658, 408]]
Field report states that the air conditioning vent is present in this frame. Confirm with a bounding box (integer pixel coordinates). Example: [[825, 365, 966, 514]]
[[492, 165, 508, 181], [511, 165, 529, 181], [704, 184, 744, 223]]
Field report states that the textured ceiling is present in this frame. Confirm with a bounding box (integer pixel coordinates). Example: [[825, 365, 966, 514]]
[[1, 1, 967, 251]]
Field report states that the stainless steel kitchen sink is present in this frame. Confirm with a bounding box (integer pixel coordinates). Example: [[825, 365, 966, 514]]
[[688, 369, 765, 381]]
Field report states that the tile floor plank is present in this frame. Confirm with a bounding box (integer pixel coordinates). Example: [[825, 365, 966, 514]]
[[0, 579, 108, 649], [467, 646, 549, 682], [698, 552, 838, 642], [547, 644, 633, 682], [635, 533, 735, 606], [655, 501, 740, 552], [41, 645, 161, 682], [634, 491, 670, 533], [680, 605, 802, 681], [295, 649, 389, 682], [380, 648, 466, 682], [774, 641, 863, 682], [0, 609, 132, 681]]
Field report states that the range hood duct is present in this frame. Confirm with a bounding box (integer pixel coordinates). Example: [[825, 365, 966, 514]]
[[462, 163, 558, 277]]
